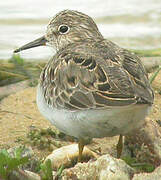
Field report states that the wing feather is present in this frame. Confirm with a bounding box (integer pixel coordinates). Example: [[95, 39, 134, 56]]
[[40, 41, 153, 110]]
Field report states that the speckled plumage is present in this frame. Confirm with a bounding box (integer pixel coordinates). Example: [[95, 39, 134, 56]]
[[40, 39, 153, 110], [14, 10, 154, 159]]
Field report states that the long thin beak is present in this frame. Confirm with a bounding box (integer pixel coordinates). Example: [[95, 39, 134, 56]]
[[14, 36, 47, 53]]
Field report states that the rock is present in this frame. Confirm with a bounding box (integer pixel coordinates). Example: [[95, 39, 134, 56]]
[[132, 165, 161, 180], [24, 170, 41, 180], [125, 118, 161, 166], [8, 169, 41, 180], [7, 146, 34, 158], [45, 144, 98, 170], [61, 154, 134, 180], [7, 146, 40, 172]]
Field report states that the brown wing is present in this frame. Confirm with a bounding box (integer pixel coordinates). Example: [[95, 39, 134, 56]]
[[121, 49, 154, 104], [40, 46, 153, 111]]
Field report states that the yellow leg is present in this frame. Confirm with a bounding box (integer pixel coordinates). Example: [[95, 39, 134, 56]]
[[117, 135, 123, 158], [78, 139, 85, 162]]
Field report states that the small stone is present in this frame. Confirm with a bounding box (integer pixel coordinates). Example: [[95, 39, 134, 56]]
[[24, 170, 41, 180], [8, 169, 41, 180], [7, 146, 34, 158], [61, 154, 134, 180], [44, 144, 98, 170]]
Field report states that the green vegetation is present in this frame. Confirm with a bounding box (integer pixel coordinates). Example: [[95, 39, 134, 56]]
[[131, 48, 161, 57], [26, 127, 66, 150], [149, 66, 161, 84], [122, 156, 155, 173], [9, 53, 24, 65], [0, 145, 155, 180], [40, 159, 53, 180], [55, 165, 64, 179], [0, 147, 29, 179], [0, 146, 62, 180], [39, 161, 64, 180], [0, 54, 46, 87]]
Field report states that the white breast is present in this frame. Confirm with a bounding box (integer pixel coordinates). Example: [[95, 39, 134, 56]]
[[36, 84, 152, 139]]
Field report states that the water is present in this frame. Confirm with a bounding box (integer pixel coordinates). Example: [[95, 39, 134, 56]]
[[0, 0, 161, 60]]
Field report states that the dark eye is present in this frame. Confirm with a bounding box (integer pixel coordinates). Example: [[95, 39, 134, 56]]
[[58, 25, 70, 34]]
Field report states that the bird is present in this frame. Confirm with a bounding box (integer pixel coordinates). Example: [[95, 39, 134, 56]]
[[14, 10, 154, 161]]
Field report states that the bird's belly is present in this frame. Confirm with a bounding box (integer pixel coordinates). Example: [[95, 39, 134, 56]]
[[37, 85, 152, 139]]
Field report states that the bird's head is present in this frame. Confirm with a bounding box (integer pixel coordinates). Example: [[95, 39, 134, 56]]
[[14, 10, 103, 53]]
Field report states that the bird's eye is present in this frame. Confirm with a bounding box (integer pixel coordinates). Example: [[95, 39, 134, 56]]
[[58, 25, 70, 34]]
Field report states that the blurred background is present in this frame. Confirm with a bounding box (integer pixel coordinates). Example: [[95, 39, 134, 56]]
[[0, 0, 161, 60]]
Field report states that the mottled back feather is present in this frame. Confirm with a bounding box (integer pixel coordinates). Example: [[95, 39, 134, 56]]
[[40, 39, 154, 110]]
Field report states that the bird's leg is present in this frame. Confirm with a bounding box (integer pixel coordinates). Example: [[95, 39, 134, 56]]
[[78, 139, 85, 162], [117, 134, 123, 158]]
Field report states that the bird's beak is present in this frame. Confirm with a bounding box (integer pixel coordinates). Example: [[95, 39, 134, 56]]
[[14, 36, 47, 53]]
